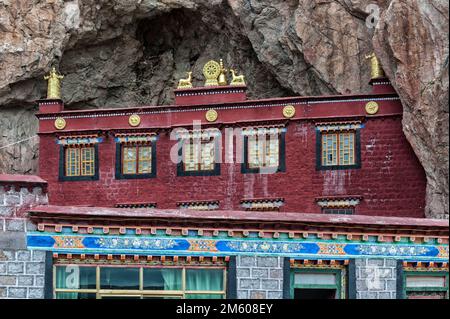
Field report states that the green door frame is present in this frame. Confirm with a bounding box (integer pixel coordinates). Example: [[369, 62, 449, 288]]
[[403, 271, 449, 299], [290, 268, 343, 299]]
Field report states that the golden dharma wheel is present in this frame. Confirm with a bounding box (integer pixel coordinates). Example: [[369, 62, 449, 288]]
[[365, 101, 379, 115], [203, 60, 221, 86], [282, 105, 296, 118], [54, 117, 66, 130], [205, 109, 218, 122], [128, 114, 141, 127], [203, 60, 221, 78]]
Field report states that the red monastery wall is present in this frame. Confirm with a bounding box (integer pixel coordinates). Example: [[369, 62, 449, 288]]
[[38, 115, 426, 217]]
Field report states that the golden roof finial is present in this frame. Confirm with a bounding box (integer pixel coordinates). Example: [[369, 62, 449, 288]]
[[218, 59, 228, 86], [365, 53, 385, 79], [44, 67, 64, 99]]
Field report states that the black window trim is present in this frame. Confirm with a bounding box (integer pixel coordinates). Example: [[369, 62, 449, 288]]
[[177, 138, 221, 177], [316, 129, 361, 171], [241, 130, 286, 174], [58, 144, 100, 182], [115, 141, 157, 179]]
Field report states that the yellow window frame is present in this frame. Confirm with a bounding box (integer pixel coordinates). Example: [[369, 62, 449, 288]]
[[321, 131, 355, 166]]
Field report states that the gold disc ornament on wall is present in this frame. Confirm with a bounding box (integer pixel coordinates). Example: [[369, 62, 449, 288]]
[[365, 101, 379, 115], [54, 117, 66, 130], [282, 105, 296, 118], [203, 60, 221, 86], [128, 114, 141, 127], [205, 109, 218, 122]]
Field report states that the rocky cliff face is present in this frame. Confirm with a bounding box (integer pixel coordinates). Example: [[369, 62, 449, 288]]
[[0, 0, 448, 218]]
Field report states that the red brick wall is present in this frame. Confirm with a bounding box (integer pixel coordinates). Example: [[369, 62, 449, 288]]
[[38, 116, 426, 217]]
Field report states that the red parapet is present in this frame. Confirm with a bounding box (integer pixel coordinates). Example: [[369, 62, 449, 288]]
[[370, 78, 397, 94], [174, 85, 247, 105], [37, 99, 64, 114]]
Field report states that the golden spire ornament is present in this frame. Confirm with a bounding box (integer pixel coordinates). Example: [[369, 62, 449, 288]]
[[218, 59, 228, 86], [44, 67, 64, 99], [365, 53, 385, 79]]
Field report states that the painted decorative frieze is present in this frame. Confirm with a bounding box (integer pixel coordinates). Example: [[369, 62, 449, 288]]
[[27, 232, 448, 262]]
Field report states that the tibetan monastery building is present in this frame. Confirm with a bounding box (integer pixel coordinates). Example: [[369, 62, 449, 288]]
[[0, 58, 448, 299]]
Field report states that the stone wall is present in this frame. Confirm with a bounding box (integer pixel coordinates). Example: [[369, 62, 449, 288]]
[[0, 176, 48, 299], [0, 219, 46, 299], [236, 256, 285, 299], [354, 258, 399, 299]]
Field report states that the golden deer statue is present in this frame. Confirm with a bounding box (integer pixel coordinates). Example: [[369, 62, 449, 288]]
[[177, 71, 193, 89], [230, 69, 245, 86]]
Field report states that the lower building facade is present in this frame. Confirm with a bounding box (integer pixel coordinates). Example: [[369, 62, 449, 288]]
[[1, 175, 448, 299], [26, 206, 449, 300]]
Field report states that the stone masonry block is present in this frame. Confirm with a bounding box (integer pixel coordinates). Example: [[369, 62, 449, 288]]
[[0, 206, 14, 217], [251, 268, 268, 279], [35, 276, 45, 287], [236, 267, 250, 278], [8, 287, 27, 298], [0, 250, 15, 261], [237, 290, 249, 299], [5, 195, 21, 206], [239, 256, 256, 267], [0, 275, 16, 285], [269, 269, 283, 279], [261, 279, 279, 290], [22, 194, 37, 206], [16, 250, 31, 261], [32, 250, 46, 262], [256, 256, 279, 268], [367, 259, 384, 267], [386, 280, 397, 291], [28, 287, 44, 299], [6, 219, 25, 232], [0, 262, 5, 273], [17, 275, 33, 286], [7, 262, 24, 274], [355, 258, 366, 267], [239, 279, 260, 290], [378, 292, 393, 299], [0, 287, 5, 298], [385, 259, 398, 267], [356, 279, 368, 291], [250, 291, 267, 299], [25, 262, 45, 275], [358, 292, 377, 299], [267, 291, 283, 299]]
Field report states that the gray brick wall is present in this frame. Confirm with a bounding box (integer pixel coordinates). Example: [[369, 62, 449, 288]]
[[355, 258, 398, 299], [236, 256, 284, 299], [0, 184, 48, 299], [0, 185, 48, 218], [0, 219, 46, 299]]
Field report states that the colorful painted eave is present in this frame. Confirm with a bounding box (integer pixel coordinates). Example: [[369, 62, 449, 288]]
[[26, 206, 449, 262]]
